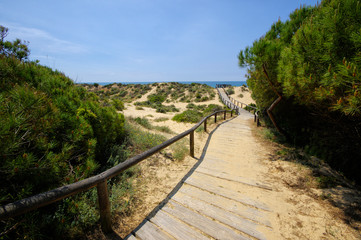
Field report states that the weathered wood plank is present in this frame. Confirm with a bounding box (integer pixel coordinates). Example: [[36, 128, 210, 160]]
[[150, 210, 209, 240], [135, 220, 174, 240], [195, 166, 272, 191], [123, 234, 137, 240], [179, 184, 272, 227], [163, 200, 251, 240], [185, 177, 271, 211], [172, 193, 267, 240]]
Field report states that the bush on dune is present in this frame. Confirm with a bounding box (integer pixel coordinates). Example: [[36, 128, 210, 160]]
[[0, 26, 129, 239]]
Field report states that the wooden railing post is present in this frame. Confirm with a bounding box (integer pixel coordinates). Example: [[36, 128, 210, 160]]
[[190, 131, 194, 157], [204, 118, 207, 132], [97, 180, 112, 234], [224, 111, 226, 120], [231, 110, 233, 117], [214, 113, 217, 123]]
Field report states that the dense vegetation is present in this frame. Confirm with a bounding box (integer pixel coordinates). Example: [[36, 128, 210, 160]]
[[83, 81, 216, 105], [172, 103, 223, 123], [239, 0, 361, 183], [0, 26, 138, 239], [83, 83, 152, 103]]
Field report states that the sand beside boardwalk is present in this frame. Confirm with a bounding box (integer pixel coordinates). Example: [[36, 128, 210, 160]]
[[123, 86, 254, 134], [90, 85, 360, 239]]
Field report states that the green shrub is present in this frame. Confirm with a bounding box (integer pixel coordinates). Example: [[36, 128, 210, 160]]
[[172, 110, 203, 123], [148, 94, 166, 104], [202, 104, 223, 116], [112, 98, 124, 111], [226, 86, 235, 95], [0, 47, 127, 238]]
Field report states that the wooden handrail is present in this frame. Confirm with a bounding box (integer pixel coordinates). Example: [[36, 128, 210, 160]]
[[217, 87, 260, 127], [0, 109, 234, 233]]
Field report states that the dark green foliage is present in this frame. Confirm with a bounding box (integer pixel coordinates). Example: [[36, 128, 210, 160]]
[[0, 42, 127, 237], [112, 98, 125, 111], [0, 25, 30, 61], [244, 103, 257, 112], [238, 0, 361, 183], [148, 93, 166, 104]]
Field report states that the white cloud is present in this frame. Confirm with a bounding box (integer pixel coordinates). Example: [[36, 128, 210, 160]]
[[2, 23, 88, 54]]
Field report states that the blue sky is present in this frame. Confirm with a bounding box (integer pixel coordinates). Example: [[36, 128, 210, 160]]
[[0, 0, 319, 83]]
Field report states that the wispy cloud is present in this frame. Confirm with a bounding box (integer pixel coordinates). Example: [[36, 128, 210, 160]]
[[2, 23, 88, 54]]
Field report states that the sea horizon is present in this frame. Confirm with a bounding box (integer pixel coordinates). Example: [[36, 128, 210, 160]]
[[79, 80, 247, 88]]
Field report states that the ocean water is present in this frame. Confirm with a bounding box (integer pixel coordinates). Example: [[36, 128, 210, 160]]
[[83, 81, 247, 88]]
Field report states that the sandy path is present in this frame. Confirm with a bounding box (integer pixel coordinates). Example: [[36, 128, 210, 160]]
[[107, 85, 360, 239]]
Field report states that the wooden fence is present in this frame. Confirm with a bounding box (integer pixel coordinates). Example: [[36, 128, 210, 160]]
[[217, 87, 260, 126], [0, 109, 234, 233]]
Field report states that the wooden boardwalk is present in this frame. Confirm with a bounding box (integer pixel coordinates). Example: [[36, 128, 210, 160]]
[[124, 101, 274, 239]]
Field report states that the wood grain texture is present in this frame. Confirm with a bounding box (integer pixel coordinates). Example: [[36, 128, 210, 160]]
[[185, 176, 271, 211], [195, 166, 272, 191], [150, 210, 209, 240], [172, 193, 267, 240], [163, 200, 251, 240], [135, 221, 174, 240], [178, 184, 272, 227]]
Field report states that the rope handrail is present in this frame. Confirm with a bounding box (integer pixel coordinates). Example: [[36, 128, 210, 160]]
[[0, 108, 234, 233]]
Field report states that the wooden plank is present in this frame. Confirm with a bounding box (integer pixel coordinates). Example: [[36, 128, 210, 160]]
[[163, 200, 251, 240], [123, 234, 137, 240], [135, 220, 174, 240], [150, 210, 209, 240], [179, 184, 271, 227], [200, 156, 244, 167], [185, 177, 271, 211], [195, 166, 272, 191], [173, 193, 267, 240]]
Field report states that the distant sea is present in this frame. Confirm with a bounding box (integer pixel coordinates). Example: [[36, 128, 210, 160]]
[[82, 81, 247, 88]]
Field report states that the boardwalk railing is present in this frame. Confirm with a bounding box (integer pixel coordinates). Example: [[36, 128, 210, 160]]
[[0, 109, 234, 233], [217, 87, 260, 126]]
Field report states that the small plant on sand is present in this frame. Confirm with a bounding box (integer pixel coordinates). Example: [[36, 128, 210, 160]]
[[172, 110, 203, 123], [125, 122, 167, 153], [154, 126, 174, 134], [171, 140, 188, 161], [154, 117, 169, 122], [195, 125, 205, 133]]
